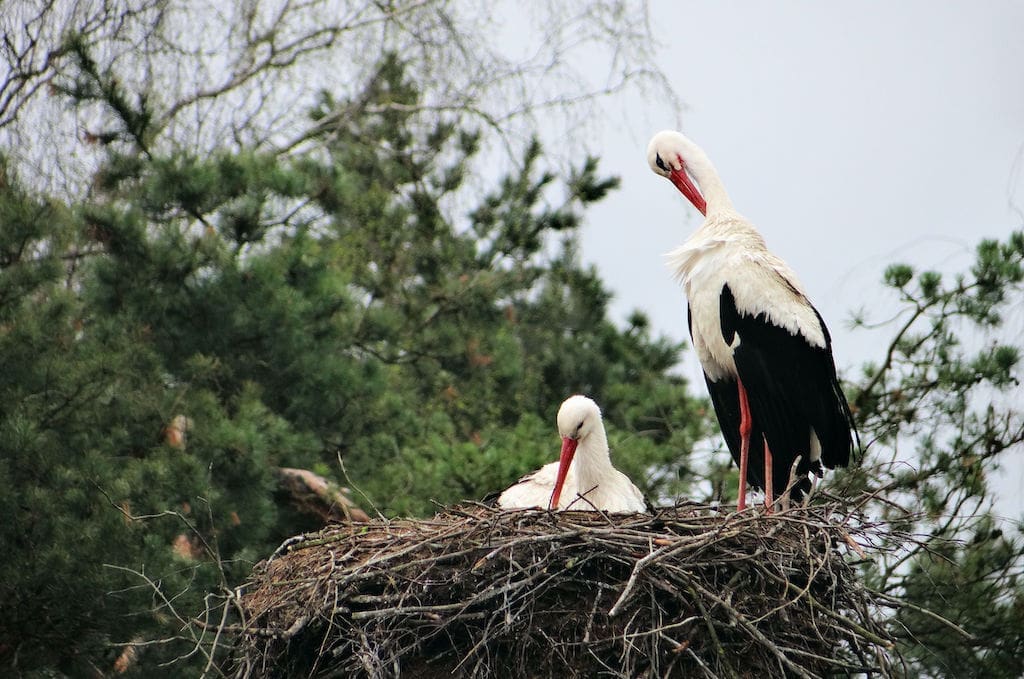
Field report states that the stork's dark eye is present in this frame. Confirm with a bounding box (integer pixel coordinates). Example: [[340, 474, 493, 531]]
[[655, 154, 668, 172], [575, 420, 584, 434]]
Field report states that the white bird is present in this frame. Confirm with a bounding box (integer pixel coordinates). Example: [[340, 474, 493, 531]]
[[646, 130, 858, 511], [498, 395, 647, 513]]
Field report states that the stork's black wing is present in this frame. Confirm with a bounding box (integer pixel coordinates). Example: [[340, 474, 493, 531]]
[[709, 284, 857, 501]]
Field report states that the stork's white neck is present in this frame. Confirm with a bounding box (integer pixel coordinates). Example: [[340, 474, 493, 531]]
[[573, 427, 614, 497], [680, 142, 735, 219]]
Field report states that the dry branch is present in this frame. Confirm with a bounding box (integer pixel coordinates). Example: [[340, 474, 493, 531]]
[[229, 499, 899, 678]]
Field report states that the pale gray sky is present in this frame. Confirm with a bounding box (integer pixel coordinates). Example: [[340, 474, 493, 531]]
[[567, 2, 1024, 513]]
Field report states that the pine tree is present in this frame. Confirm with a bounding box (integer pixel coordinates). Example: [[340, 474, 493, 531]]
[[0, 158, 232, 674], [846, 232, 1024, 677]]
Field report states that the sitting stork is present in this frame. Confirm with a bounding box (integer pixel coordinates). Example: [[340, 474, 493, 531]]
[[498, 395, 647, 513]]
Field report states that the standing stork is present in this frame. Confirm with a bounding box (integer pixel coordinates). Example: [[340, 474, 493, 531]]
[[646, 130, 857, 511], [498, 395, 647, 513]]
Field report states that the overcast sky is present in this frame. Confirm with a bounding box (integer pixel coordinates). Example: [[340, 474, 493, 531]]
[[564, 2, 1024, 513]]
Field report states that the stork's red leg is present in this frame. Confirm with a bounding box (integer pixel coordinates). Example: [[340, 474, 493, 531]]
[[763, 434, 773, 515], [736, 378, 752, 512]]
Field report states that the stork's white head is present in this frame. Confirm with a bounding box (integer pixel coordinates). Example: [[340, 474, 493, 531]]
[[646, 130, 711, 216], [557, 394, 602, 441], [549, 395, 603, 509]]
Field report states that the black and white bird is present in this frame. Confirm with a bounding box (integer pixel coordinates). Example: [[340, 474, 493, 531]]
[[646, 130, 857, 511], [498, 395, 647, 513]]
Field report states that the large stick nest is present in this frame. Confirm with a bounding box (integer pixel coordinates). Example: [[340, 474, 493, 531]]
[[231, 500, 897, 678]]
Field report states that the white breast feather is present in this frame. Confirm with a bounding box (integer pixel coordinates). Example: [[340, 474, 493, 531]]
[[498, 457, 646, 513], [498, 461, 574, 509]]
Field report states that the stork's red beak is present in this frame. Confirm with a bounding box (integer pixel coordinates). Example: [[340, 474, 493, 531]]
[[548, 436, 578, 510], [670, 166, 707, 216]]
